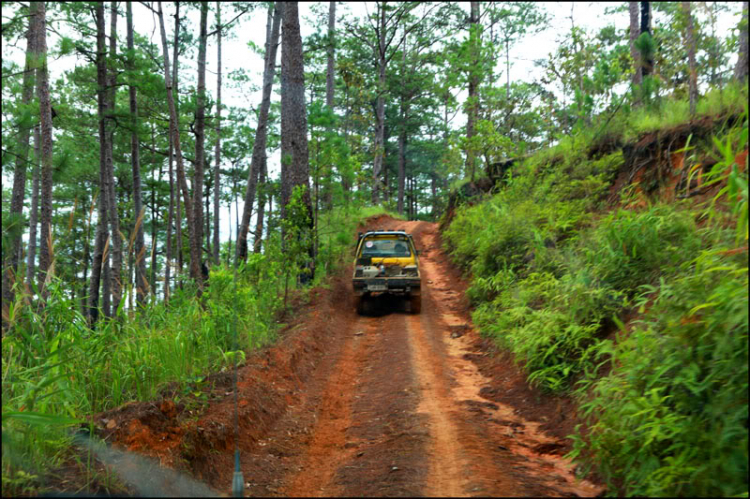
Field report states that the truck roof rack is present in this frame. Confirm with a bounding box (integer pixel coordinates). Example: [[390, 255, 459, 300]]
[[361, 230, 410, 237]]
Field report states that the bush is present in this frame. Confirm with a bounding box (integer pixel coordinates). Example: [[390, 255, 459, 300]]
[[1, 204, 393, 495], [571, 250, 748, 496], [580, 204, 702, 294]]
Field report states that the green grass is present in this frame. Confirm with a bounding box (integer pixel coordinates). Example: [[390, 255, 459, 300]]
[[570, 248, 748, 497], [1, 204, 387, 496], [443, 88, 749, 496]]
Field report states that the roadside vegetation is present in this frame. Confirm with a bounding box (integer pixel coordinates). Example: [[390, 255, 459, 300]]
[[1, 202, 394, 496], [443, 83, 748, 496], [3, 0, 748, 496]]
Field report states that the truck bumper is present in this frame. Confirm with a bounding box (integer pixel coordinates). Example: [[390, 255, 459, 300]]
[[353, 278, 421, 296]]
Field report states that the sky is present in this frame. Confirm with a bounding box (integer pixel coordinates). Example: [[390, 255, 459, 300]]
[[1, 2, 743, 258]]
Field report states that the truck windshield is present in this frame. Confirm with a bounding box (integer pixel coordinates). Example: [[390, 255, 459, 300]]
[[360, 238, 411, 257]]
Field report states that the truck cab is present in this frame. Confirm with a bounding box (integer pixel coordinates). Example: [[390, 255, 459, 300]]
[[352, 230, 421, 314]]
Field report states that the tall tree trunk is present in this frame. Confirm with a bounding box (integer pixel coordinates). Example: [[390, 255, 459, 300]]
[[236, 3, 281, 263], [165, 130, 174, 302], [640, 1, 653, 78], [253, 157, 267, 254], [212, 3, 222, 266], [383, 148, 389, 202], [466, 1, 480, 183], [323, 0, 336, 210], [431, 174, 437, 220], [629, 2, 642, 92], [89, 1, 110, 324], [342, 85, 351, 197], [35, 1, 54, 299], [127, 1, 146, 306], [157, 2, 202, 289], [205, 185, 211, 253], [26, 124, 41, 289], [106, 1, 123, 314], [265, 191, 274, 250], [397, 31, 407, 215], [193, 1, 208, 277], [150, 125, 157, 299], [735, 2, 749, 81], [372, 1, 386, 204], [82, 190, 92, 316], [280, 2, 313, 226], [173, 1, 183, 280], [505, 38, 510, 98], [326, 1, 336, 109], [3, 13, 36, 316], [682, 2, 698, 117]]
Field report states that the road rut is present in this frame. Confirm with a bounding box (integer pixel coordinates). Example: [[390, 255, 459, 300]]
[[101, 218, 604, 497]]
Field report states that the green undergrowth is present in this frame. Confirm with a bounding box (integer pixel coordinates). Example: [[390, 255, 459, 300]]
[[443, 98, 748, 495], [531, 81, 748, 168], [1, 203, 393, 495]]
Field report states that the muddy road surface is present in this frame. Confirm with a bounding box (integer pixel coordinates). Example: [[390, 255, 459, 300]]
[[100, 217, 603, 497]]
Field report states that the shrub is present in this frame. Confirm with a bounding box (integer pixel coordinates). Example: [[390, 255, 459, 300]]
[[580, 204, 702, 294], [571, 250, 749, 496]]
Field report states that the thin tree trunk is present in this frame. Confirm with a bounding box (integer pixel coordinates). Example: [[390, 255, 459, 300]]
[[682, 2, 698, 117], [266, 192, 274, 250], [89, 1, 109, 324], [431, 174, 437, 220], [640, 2, 653, 78], [253, 156, 267, 254], [629, 2, 642, 89], [466, 1, 480, 183], [106, 1, 123, 314], [326, 1, 336, 108], [506, 38, 510, 98], [397, 30, 407, 215], [414, 176, 418, 219], [372, 1, 386, 204], [342, 84, 351, 197], [383, 150, 389, 202], [173, 1, 183, 281], [205, 185, 211, 254], [3, 14, 36, 314], [193, 1, 208, 278], [323, 0, 336, 210], [103, 255, 111, 317], [213, 3, 222, 266], [35, 1, 54, 299], [165, 132, 174, 302], [26, 124, 41, 289], [150, 125, 157, 299], [127, 1, 146, 306], [157, 2, 202, 289], [280, 2, 313, 227], [735, 2, 749, 81], [237, 3, 281, 263], [82, 191, 91, 316]]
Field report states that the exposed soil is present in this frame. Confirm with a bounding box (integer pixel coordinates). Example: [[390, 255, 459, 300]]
[[91, 216, 605, 497]]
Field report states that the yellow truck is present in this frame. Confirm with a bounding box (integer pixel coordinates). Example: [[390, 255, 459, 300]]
[[352, 230, 421, 314]]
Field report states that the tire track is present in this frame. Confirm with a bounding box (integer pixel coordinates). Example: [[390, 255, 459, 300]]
[[282, 314, 369, 497]]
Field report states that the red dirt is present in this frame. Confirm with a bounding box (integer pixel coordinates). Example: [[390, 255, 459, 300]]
[[95, 216, 605, 497]]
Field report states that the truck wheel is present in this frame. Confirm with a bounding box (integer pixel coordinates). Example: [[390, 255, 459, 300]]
[[356, 295, 366, 315], [409, 294, 421, 314]]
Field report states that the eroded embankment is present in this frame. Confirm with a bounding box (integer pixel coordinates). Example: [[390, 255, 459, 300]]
[[94, 273, 358, 495]]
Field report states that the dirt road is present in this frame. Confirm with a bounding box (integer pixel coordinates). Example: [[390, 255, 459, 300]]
[[100, 217, 603, 497]]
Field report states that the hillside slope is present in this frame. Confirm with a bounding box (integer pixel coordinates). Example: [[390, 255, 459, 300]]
[[441, 103, 748, 496]]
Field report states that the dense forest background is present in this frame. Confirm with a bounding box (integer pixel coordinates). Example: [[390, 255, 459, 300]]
[[1, 1, 748, 496]]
